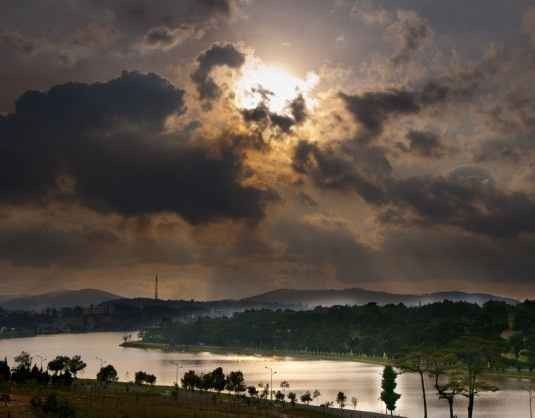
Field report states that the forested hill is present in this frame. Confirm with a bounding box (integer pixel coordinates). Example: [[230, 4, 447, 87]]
[[144, 300, 535, 360], [242, 288, 518, 308], [0, 289, 121, 311]]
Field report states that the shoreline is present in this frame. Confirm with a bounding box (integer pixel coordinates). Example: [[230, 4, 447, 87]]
[[121, 340, 535, 381], [121, 340, 396, 365]]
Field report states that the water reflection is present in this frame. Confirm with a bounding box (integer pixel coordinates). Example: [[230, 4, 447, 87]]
[[0, 332, 530, 418]]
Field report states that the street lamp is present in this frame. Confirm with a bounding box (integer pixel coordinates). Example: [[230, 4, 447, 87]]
[[265, 366, 278, 401], [172, 362, 183, 386], [171, 361, 183, 401]]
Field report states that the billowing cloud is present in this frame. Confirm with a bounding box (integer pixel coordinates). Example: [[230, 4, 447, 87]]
[[400, 130, 445, 158], [191, 43, 245, 102], [141, 25, 204, 51], [340, 78, 478, 142], [388, 169, 535, 238], [292, 140, 391, 204], [241, 95, 308, 133], [0, 71, 276, 224], [91, 0, 237, 31], [2, 0, 535, 299]]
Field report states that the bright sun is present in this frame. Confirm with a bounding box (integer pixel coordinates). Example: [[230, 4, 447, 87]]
[[235, 62, 319, 115]]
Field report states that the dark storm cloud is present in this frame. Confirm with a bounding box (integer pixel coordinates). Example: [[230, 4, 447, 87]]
[[191, 43, 245, 102], [241, 95, 307, 133], [340, 90, 419, 141], [388, 171, 535, 238], [401, 130, 444, 158], [290, 94, 307, 124], [292, 136, 535, 239], [0, 71, 276, 224], [292, 140, 391, 203], [91, 0, 236, 30], [141, 26, 198, 50], [340, 78, 478, 142]]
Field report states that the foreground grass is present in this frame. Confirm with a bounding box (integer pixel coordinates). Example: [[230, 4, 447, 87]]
[[2, 382, 338, 418]]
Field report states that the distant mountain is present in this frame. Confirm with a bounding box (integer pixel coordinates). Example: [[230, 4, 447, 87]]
[[0, 289, 122, 311], [242, 288, 518, 308]]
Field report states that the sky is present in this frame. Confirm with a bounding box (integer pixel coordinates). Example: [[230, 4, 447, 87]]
[[1, 0, 535, 300]]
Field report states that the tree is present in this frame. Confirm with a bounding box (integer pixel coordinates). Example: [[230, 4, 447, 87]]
[[0, 358, 10, 382], [211, 367, 226, 392], [226, 371, 246, 394], [97, 365, 118, 384], [509, 333, 524, 360], [336, 391, 347, 408], [351, 396, 358, 410], [14, 351, 32, 370], [200, 372, 213, 391], [247, 385, 258, 398], [260, 383, 269, 399], [280, 380, 290, 393], [288, 392, 297, 405], [135, 371, 156, 385], [68, 355, 86, 378], [300, 391, 312, 405], [48, 356, 69, 375], [428, 351, 463, 418], [451, 337, 502, 418], [181, 370, 200, 391], [380, 366, 401, 416], [312, 389, 321, 400], [395, 349, 430, 418], [275, 390, 285, 403]]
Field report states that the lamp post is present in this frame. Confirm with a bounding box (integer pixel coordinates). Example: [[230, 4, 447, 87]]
[[265, 366, 277, 401], [171, 361, 183, 401], [173, 362, 183, 386]]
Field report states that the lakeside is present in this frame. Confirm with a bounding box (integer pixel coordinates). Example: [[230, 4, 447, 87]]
[[120, 340, 388, 365], [122, 340, 535, 381]]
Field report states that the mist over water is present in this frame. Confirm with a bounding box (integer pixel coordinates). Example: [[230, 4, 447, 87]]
[[0, 332, 529, 418]]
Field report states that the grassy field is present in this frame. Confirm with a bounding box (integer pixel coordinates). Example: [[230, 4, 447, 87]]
[[0, 382, 361, 418]]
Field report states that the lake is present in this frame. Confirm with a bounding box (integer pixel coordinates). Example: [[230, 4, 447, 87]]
[[0, 332, 530, 418]]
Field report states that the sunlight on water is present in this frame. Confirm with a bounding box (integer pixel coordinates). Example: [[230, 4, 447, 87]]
[[0, 332, 529, 418]]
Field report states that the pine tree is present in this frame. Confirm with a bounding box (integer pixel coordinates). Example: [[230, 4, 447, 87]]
[[381, 365, 401, 416]]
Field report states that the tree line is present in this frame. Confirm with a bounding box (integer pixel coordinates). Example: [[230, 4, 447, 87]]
[[0, 352, 369, 413], [0, 351, 156, 388], [178, 367, 361, 411]]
